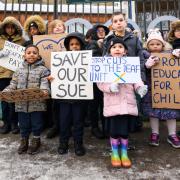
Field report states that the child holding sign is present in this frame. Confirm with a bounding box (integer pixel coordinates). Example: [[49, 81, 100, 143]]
[[3, 45, 50, 154], [55, 32, 87, 156], [97, 38, 147, 168], [143, 29, 180, 148], [0, 16, 24, 134]]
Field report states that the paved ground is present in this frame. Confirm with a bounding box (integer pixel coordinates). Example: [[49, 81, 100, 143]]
[[0, 121, 180, 180]]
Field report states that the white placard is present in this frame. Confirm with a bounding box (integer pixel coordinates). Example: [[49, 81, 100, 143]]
[[89, 56, 142, 83], [0, 41, 25, 71], [51, 50, 93, 100]]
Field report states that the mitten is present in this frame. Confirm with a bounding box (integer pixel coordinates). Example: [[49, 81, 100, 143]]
[[109, 83, 119, 93], [172, 49, 180, 58], [145, 56, 159, 69], [136, 85, 148, 98], [0, 50, 10, 58]]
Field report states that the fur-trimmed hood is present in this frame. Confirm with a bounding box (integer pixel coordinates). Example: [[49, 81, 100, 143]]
[[168, 20, 180, 43], [0, 16, 23, 36], [24, 15, 46, 35]]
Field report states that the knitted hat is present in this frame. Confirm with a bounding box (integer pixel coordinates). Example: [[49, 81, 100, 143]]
[[107, 37, 128, 53], [146, 29, 165, 46]]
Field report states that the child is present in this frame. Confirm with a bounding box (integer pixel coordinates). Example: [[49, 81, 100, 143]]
[[55, 32, 86, 156], [48, 19, 66, 34], [86, 24, 109, 139], [3, 45, 50, 154], [46, 19, 66, 139], [103, 12, 146, 136], [143, 29, 180, 148], [0, 16, 24, 134], [97, 38, 147, 168], [23, 15, 46, 47], [168, 20, 180, 58]]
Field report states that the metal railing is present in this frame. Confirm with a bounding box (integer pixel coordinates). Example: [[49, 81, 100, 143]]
[[0, 0, 179, 35]]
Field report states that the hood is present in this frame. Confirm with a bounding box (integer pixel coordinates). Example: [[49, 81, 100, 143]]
[[0, 16, 23, 36], [92, 24, 109, 40], [24, 15, 46, 35], [64, 32, 85, 50]]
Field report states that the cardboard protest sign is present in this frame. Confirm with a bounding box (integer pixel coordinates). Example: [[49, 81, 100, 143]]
[[33, 34, 67, 68], [0, 41, 24, 71], [0, 88, 50, 103], [88, 56, 142, 83], [151, 53, 180, 109], [51, 50, 93, 100]]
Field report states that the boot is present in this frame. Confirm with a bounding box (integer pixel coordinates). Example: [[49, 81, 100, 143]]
[[18, 138, 29, 154], [110, 137, 121, 167], [58, 142, 69, 155], [91, 127, 104, 139], [11, 124, 20, 134], [74, 141, 86, 156], [0, 124, 11, 134], [46, 127, 58, 139], [120, 138, 132, 168], [27, 137, 41, 155]]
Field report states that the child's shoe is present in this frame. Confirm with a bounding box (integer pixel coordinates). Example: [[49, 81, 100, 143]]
[[18, 138, 29, 154], [120, 138, 131, 168], [74, 141, 86, 156], [167, 134, 180, 148], [149, 133, 159, 146], [27, 137, 41, 155], [110, 138, 121, 167], [58, 142, 69, 155]]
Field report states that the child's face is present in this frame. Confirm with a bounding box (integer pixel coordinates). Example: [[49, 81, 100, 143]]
[[174, 28, 180, 39], [29, 27, 40, 36], [53, 23, 65, 34], [112, 14, 126, 33], [5, 24, 15, 36], [110, 43, 126, 57], [69, 38, 81, 51], [148, 39, 163, 53], [24, 47, 40, 64], [97, 27, 106, 39]]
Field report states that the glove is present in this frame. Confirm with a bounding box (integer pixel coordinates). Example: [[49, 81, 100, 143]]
[[136, 85, 148, 98], [0, 50, 10, 58], [109, 83, 119, 93], [172, 49, 180, 58], [145, 55, 159, 69]]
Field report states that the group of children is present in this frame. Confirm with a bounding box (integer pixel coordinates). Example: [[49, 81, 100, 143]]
[[0, 12, 180, 168]]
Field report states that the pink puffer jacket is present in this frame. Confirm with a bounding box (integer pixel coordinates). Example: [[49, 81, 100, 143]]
[[97, 82, 144, 117]]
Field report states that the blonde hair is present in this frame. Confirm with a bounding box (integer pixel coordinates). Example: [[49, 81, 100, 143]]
[[48, 19, 66, 34]]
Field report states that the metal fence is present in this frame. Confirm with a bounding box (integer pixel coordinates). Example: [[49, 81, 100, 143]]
[[0, 0, 180, 35]]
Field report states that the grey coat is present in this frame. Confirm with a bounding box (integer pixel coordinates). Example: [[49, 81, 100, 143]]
[[5, 59, 50, 112]]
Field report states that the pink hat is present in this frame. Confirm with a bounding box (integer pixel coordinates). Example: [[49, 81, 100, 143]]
[[146, 29, 165, 46]]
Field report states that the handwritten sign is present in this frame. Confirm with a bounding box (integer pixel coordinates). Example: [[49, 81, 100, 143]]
[[0, 41, 24, 71], [51, 50, 93, 100], [33, 34, 67, 68], [0, 88, 50, 103], [88, 56, 141, 83], [151, 53, 180, 109]]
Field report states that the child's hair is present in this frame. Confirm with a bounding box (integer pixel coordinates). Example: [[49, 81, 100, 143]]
[[48, 19, 66, 34], [25, 44, 39, 52], [85, 28, 94, 40], [167, 20, 180, 43], [111, 11, 126, 22]]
